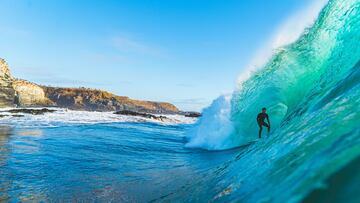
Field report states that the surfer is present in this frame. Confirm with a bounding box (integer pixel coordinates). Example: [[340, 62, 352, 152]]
[[257, 107, 270, 138]]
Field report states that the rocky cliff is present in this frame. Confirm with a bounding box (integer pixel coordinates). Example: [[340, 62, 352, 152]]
[[0, 58, 12, 78], [12, 80, 53, 106], [42, 87, 179, 113], [0, 58, 52, 107], [0, 59, 15, 107], [0, 58, 180, 113]]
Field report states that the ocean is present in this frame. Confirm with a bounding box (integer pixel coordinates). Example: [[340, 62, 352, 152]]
[[1, 0, 360, 202]]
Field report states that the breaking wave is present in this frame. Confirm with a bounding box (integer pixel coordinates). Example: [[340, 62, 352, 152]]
[[186, 0, 360, 150]]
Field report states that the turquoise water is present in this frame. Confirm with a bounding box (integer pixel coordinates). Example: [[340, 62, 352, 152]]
[[0, 120, 359, 202], [1, 0, 360, 202], [185, 0, 360, 201]]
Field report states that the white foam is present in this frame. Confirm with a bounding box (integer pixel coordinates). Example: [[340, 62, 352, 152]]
[[0, 108, 197, 127], [186, 94, 236, 150]]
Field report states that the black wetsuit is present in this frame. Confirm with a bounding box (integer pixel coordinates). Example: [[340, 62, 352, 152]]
[[257, 112, 270, 138]]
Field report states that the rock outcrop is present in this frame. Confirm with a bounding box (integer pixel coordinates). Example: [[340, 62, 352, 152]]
[[0, 59, 15, 107], [42, 87, 179, 113], [12, 80, 53, 107], [7, 108, 56, 115], [183, 112, 202, 118], [0, 58, 12, 78], [114, 110, 169, 121], [0, 58, 53, 107]]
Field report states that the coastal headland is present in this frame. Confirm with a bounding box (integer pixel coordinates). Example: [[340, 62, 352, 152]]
[[0, 58, 200, 118]]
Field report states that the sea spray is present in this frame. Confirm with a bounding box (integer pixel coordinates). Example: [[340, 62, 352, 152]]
[[185, 95, 236, 150]]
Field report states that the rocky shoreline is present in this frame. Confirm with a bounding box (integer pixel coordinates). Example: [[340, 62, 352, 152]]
[[114, 110, 170, 121], [0, 58, 201, 118], [0, 107, 200, 123], [0, 108, 56, 118]]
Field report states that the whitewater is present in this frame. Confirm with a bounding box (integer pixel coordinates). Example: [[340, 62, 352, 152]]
[[1, 0, 359, 202]]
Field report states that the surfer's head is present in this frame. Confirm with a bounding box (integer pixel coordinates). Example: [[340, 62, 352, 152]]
[[262, 107, 266, 113]]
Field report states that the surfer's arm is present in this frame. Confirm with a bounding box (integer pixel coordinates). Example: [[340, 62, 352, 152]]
[[266, 116, 270, 126]]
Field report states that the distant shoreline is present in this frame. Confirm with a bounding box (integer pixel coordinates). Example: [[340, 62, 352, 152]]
[[0, 58, 200, 116]]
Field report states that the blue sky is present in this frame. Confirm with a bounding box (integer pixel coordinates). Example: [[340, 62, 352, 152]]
[[0, 0, 315, 111]]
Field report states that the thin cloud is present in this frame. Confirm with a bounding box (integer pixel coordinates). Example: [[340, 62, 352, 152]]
[[176, 83, 195, 88], [0, 27, 31, 38], [85, 52, 130, 64], [171, 98, 211, 111], [12, 66, 131, 87], [172, 98, 210, 105], [35, 77, 109, 87], [111, 35, 165, 57]]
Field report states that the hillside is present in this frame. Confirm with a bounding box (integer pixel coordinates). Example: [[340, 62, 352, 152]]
[[42, 86, 179, 113]]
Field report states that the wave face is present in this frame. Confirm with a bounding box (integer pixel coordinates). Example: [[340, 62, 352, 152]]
[[186, 0, 360, 150]]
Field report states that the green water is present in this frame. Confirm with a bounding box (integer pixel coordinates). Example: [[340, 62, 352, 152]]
[[184, 0, 360, 202]]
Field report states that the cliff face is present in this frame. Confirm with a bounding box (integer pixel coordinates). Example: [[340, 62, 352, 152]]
[[0, 59, 15, 107], [12, 80, 53, 106], [0, 58, 180, 113], [0, 58, 51, 107], [43, 87, 179, 113], [0, 58, 12, 78]]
